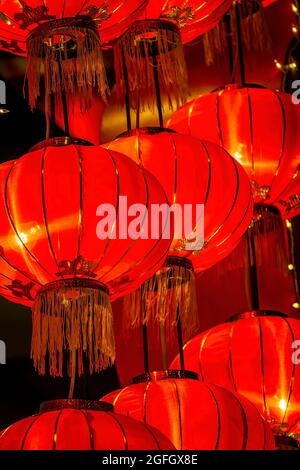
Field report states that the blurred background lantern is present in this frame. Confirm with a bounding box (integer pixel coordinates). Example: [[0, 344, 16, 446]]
[[104, 128, 253, 334], [102, 370, 275, 450], [0, 139, 172, 379], [0, 399, 174, 450], [167, 85, 300, 207], [171, 311, 300, 445]]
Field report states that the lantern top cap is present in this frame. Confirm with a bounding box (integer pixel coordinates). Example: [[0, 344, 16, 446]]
[[28, 15, 98, 42], [117, 127, 177, 139], [131, 370, 199, 384], [227, 310, 288, 323], [29, 137, 94, 152], [40, 399, 113, 413]]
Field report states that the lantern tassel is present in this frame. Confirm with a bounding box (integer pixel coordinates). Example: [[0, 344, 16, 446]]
[[25, 17, 109, 130], [124, 258, 198, 338], [31, 279, 115, 377], [114, 19, 189, 112]]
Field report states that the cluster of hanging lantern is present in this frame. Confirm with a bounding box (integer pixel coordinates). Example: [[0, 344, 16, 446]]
[[0, 0, 299, 452]]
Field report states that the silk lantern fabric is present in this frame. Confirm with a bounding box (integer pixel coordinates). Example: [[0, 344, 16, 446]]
[[167, 85, 300, 209]]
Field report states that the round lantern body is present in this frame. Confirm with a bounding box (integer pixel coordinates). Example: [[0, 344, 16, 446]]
[[171, 311, 300, 436], [140, 0, 234, 43], [167, 85, 300, 207], [0, 400, 175, 450], [105, 128, 252, 333], [102, 370, 275, 450], [0, 140, 172, 376], [104, 128, 253, 273], [0, 1, 148, 52]]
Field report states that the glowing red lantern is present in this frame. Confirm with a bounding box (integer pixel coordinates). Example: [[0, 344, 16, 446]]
[[139, 0, 233, 43], [102, 370, 275, 450], [0, 139, 172, 376], [167, 85, 300, 207], [171, 311, 300, 438], [0, 400, 175, 450], [0, 0, 148, 51], [104, 128, 253, 329]]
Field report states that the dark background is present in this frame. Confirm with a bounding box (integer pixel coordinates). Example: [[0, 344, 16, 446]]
[[0, 0, 299, 429]]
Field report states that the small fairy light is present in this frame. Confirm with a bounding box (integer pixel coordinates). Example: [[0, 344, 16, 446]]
[[292, 302, 300, 309], [274, 60, 282, 70], [292, 3, 299, 13], [286, 220, 292, 229], [288, 264, 295, 271], [292, 25, 299, 34]]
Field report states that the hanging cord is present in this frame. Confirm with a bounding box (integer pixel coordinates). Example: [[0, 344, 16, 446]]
[[122, 46, 132, 132], [176, 304, 185, 370], [151, 44, 164, 128], [234, 1, 246, 85], [246, 227, 260, 310], [68, 349, 76, 399]]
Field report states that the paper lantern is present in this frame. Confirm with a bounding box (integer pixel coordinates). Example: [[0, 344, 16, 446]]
[[0, 399, 175, 450], [167, 85, 300, 207], [102, 370, 275, 450], [104, 128, 253, 330], [0, 138, 172, 376], [171, 311, 300, 438]]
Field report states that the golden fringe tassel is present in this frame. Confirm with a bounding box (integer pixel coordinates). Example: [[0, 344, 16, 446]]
[[123, 262, 198, 339], [252, 206, 288, 276], [203, 22, 227, 66], [25, 18, 109, 130], [31, 281, 115, 377], [114, 19, 189, 112], [237, 0, 271, 53], [203, 0, 271, 66]]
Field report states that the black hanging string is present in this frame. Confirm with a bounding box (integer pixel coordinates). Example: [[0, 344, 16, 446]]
[[246, 227, 260, 311], [151, 44, 164, 128]]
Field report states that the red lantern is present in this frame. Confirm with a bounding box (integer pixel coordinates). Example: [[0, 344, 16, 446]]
[[104, 128, 253, 330], [0, 139, 172, 376], [167, 85, 300, 208], [139, 0, 233, 43], [0, 400, 175, 450], [102, 370, 275, 450], [171, 311, 300, 438], [0, 1, 148, 51]]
